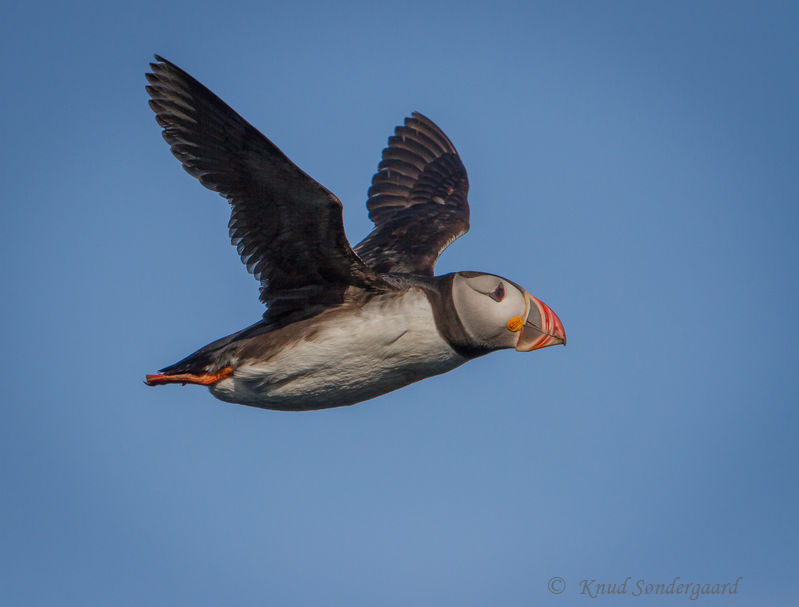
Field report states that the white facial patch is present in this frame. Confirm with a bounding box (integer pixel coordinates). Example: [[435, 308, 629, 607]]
[[451, 273, 527, 348]]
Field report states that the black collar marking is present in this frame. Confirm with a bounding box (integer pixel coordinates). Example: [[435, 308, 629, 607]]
[[421, 274, 493, 360]]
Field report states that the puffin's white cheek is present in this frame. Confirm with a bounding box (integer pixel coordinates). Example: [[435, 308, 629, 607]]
[[452, 273, 527, 348], [476, 311, 509, 341], [456, 299, 515, 345]]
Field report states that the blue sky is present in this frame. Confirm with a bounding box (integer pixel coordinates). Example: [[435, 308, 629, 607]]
[[1, 1, 797, 605]]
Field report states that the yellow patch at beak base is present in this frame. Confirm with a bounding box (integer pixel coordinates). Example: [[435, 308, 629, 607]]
[[506, 316, 524, 332]]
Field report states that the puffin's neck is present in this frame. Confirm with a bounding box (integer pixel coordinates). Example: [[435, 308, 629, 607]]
[[420, 273, 494, 360]]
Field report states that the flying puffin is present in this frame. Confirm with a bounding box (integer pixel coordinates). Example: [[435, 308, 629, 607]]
[[144, 55, 565, 411]]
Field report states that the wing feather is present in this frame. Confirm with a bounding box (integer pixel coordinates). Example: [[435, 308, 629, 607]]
[[146, 56, 382, 311], [354, 112, 470, 274]]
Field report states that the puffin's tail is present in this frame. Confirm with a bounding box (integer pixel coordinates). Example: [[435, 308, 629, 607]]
[[144, 320, 273, 387], [145, 319, 276, 387], [145, 341, 234, 387]]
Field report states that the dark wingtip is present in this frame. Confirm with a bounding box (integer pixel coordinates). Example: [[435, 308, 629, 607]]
[[409, 111, 438, 128], [149, 54, 175, 74], [147, 55, 168, 82]]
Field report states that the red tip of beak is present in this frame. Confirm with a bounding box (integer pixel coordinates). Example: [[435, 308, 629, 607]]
[[542, 298, 566, 346], [516, 293, 566, 351]]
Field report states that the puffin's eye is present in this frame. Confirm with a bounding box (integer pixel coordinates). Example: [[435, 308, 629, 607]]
[[489, 283, 505, 302]]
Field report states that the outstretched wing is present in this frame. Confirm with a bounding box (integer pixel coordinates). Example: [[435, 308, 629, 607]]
[[354, 113, 470, 275], [146, 55, 383, 312]]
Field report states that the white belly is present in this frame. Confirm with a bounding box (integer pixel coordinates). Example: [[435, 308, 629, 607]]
[[209, 289, 466, 410]]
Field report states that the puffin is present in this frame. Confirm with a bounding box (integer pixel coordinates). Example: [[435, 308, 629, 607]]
[[144, 55, 566, 411]]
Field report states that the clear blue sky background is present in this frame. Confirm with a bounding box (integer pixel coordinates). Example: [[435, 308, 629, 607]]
[[1, 1, 797, 605]]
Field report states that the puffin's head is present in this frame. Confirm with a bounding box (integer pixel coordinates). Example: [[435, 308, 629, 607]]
[[451, 272, 566, 351]]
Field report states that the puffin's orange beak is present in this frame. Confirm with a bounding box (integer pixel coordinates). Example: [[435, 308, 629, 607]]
[[514, 292, 566, 351]]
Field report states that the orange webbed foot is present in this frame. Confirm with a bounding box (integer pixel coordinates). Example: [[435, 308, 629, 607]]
[[144, 366, 234, 386]]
